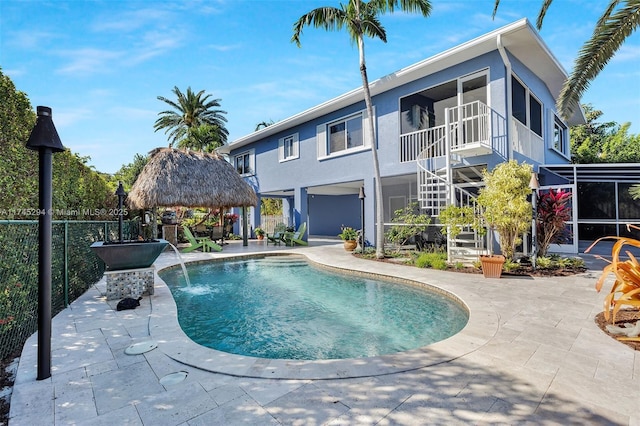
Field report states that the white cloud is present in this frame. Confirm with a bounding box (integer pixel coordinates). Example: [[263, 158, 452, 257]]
[[55, 48, 124, 75], [612, 44, 640, 62], [91, 8, 173, 33], [208, 43, 242, 52]]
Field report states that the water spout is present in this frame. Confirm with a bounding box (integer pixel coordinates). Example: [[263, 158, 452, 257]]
[[166, 242, 191, 286]]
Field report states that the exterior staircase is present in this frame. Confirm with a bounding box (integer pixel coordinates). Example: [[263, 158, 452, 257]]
[[415, 101, 493, 264]]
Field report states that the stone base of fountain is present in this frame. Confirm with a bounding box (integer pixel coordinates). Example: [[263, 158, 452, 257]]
[[105, 267, 155, 301]]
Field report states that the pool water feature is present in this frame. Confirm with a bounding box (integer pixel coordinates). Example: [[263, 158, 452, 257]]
[[159, 256, 468, 360]]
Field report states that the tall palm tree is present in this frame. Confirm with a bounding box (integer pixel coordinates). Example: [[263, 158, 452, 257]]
[[292, 0, 432, 259], [493, 0, 640, 120], [154, 86, 229, 147]]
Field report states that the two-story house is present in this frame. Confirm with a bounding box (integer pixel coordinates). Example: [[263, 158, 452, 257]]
[[220, 18, 586, 257]]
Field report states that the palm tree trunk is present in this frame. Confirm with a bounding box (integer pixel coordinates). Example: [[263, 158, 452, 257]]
[[358, 34, 385, 258]]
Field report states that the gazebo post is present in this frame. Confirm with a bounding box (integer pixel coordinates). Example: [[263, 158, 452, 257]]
[[242, 206, 248, 246]]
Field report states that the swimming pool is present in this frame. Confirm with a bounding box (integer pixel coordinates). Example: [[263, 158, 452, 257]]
[[159, 256, 468, 360]]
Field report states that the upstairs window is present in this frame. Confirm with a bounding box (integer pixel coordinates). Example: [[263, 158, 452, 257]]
[[316, 108, 374, 159], [235, 151, 254, 175], [329, 114, 363, 154], [529, 96, 542, 137], [553, 116, 567, 155], [512, 77, 527, 125], [512, 75, 543, 137], [279, 133, 299, 162]]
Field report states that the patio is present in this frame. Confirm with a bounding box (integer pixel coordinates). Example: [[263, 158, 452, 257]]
[[8, 239, 639, 425]]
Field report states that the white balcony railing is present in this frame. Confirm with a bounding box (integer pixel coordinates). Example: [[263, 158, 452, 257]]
[[400, 101, 491, 162], [399, 125, 446, 163], [448, 101, 490, 151]]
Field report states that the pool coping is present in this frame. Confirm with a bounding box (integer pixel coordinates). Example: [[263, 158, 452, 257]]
[[149, 249, 498, 380]]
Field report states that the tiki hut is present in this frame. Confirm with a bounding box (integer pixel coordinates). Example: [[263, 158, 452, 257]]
[[128, 148, 257, 210]]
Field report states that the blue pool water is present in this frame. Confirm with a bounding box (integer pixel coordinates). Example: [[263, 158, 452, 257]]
[[159, 256, 468, 360]]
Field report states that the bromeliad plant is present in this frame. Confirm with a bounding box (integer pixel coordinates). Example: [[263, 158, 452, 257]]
[[586, 224, 640, 342], [536, 188, 572, 257]]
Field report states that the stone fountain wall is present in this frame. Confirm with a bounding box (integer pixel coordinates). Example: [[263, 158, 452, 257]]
[[105, 267, 154, 300]]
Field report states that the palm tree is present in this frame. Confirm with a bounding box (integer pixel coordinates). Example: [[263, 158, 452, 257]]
[[177, 124, 225, 153], [255, 120, 275, 131], [292, 0, 432, 259], [154, 86, 229, 147], [493, 0, 640, 120]]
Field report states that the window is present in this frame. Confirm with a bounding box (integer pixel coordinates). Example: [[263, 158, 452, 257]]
[[512, 76, 527, 125], [317, 109, 373, 159], [553, 116, 567, 155], [235, 151, 253, 175], [279, 133, 299, 162], [512, 75, 543, 137], [328, 114, 363, 154], [529, 96, 542, 137]]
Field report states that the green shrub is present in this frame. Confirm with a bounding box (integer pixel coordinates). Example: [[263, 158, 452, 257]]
[[432, 258, 448, 270], [568, 257, 585, 268], [503, 259, 520, 272], [415, 252, 447, 269], [536, 256, 553, 269]]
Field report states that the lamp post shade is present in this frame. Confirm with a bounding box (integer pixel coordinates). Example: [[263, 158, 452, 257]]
[[26, 106, 65, 152]]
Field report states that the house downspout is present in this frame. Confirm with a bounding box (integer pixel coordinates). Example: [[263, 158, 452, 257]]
[[497, 34, 513, 160]]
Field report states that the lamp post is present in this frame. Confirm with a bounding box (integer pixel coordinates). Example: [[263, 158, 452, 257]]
[[359, 186, 366, 251], [529, 172, 540, 270], [26, 106, 65, 380]]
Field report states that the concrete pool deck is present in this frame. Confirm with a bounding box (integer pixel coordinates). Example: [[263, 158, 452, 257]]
[[9, 239, 640, 425]]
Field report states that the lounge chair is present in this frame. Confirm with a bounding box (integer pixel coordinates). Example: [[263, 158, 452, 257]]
[[182, 226, 222, 253], [266, 223, 287, 246], [283, 222, 308, 246]]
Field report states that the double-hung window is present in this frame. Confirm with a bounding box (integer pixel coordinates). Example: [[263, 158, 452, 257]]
[[279, 133, 299, 162], [235, 151, 254, 175]]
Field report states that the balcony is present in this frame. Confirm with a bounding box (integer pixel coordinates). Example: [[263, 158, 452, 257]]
[[400, 101, 492, 162]]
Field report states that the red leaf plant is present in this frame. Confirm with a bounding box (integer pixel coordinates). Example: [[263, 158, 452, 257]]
[[535, 188, 572, 257]]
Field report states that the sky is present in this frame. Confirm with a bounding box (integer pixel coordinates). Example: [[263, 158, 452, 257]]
[[2, 0, 639, 174]]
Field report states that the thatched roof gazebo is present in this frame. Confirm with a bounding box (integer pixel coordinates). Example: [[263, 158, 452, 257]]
[[128, 148, 257, 243]]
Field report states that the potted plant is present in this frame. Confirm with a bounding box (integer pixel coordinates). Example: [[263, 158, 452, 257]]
[[254, 227, 265, 240], [476, 160, 533, 278], [338, 226, 358, 251]]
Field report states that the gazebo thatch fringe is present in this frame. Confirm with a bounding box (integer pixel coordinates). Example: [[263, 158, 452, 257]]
[[127, 148, 258, 209]]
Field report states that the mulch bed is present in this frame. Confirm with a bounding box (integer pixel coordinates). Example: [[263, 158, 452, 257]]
[[594, 310, 640, 352]]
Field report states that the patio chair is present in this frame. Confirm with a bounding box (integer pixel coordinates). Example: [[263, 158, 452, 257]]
[[182, 226, 222, 253], [210, 225, 225, 244], [266, 223, 287, 246], [283, 222, 308, 246]]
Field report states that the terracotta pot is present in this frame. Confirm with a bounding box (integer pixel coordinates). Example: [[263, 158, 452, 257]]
[[343, 240, 357, 251], [257, 235, 264, 240], [480, 255, 505, 278]]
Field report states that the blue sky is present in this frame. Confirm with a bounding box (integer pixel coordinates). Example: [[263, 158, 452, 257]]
[[2, 0, 639, 174]]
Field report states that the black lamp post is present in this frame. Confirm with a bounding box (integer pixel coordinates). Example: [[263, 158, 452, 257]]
[[359, 186, 366, 250], [529, 172, 540, 270], [26, 106, 65, 380], [115, 181, 126, 243]]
